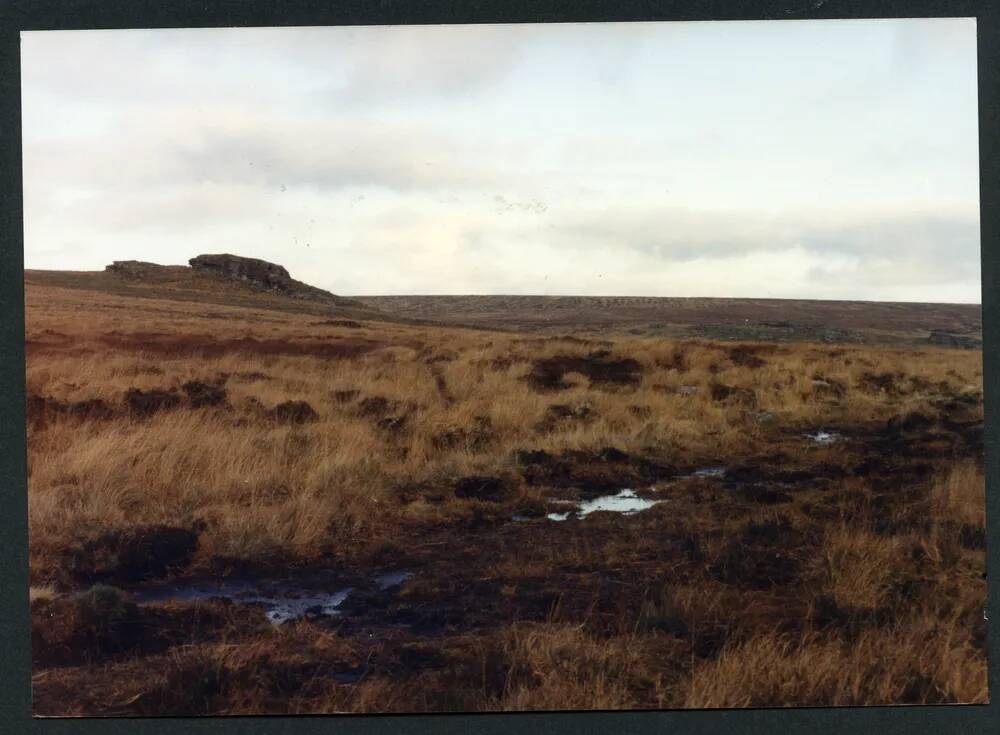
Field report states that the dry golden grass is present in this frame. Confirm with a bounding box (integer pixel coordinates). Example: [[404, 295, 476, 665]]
[[685, 619, 988, 708], [25, 281, 988, 713], [932, 459, 987, 528], [489, 623, 655, 711], [26, 285, 982, 564], [816, 526, 905, 611], [28, 585, 58, 604]]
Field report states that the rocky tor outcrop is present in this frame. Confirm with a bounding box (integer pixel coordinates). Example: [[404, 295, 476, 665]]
[[188, 253, 339, 302], [102, 252, 377, 315], [105, 260, 183, 279]]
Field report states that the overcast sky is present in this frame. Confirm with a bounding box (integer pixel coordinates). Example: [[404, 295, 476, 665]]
[[21, 19, 980, 302]]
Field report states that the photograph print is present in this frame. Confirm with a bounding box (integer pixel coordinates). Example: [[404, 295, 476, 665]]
[[22, 18, 987, 715]]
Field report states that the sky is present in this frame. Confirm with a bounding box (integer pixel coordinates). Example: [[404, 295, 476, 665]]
[[21, 19, 981, 302]]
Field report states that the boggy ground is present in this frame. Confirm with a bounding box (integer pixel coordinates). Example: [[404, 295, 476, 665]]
[[26, 283, 987, 714]]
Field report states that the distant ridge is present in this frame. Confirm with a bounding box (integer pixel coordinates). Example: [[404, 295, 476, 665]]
[[22, 261, 984, 348], [25, 254, 391, 322], [354, 294, 982, 348]]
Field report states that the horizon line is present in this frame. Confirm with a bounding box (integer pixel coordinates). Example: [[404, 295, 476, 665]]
[[349, 293, 983, 307], [22, 267, 983, 307]]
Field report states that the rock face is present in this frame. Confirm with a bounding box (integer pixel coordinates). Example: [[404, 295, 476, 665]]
[[102, 253, 370, 312], [188, 253, 339, 302], [105, 260, 165, 278], [189, 254, 290, 285]]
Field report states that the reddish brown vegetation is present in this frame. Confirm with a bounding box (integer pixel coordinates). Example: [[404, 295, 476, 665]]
[[70, 525, 200, 584], [25, 281, 987, 714], [125, 388, 182, 417], [27, 394, 115, 428], [89, 333, 383, 360], [268, 400, 319, 424], [526, 352, 643, 390], [313, 319, 363, 328], [728, 345, 769, 368], [432, 416, 495, 451], [709, 383, 758, 406], [182, 381, 228, 408]]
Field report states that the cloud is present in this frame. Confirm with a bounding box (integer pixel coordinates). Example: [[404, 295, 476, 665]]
[[552, 206, 792, 260], [324, 25, 527, 104], [23, 105, 520, 198], [21, 25, 529, 112], [20, 21, 981, 303], [798, 214, 980, 271]]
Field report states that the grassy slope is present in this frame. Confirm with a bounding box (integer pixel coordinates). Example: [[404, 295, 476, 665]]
[[24, 268, 396, 322], [25, 279, 987, 713]]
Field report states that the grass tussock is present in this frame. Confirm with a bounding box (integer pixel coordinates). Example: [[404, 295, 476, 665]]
[[25, 282, 987, 713], [685, 619, 987, 708]]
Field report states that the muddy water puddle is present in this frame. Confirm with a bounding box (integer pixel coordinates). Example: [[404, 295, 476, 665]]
[[375, 570, 412, 589], [519, 454, 827, 524], [546, 489, 663, 521], [689, 466, 727, 478], [515, 460, 797, 523], [133, 569, 411, 625], [804, 429, 842, 445]]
